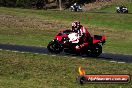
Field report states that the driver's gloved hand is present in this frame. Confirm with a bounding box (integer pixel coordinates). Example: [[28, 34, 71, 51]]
[[75, 45, 81, 50]]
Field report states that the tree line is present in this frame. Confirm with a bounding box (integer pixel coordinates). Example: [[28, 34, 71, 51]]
[[0, 0, 95, 9]]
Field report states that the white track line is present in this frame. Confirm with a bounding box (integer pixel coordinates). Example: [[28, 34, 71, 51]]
[[71, 57, 76, 58], [5, 50, 11, 52], [20, 52, 26, 53], [102, 60, 106, 61], [110, 61, 117, 63], [0, 49, 128, 64], [34, 53, 39, 55], [51, 55, 56, 57], [64, 56, 68, 57], [118, 62, 126, 63], [43, 54, 48, 55], [82, 58, 85, 60], [11, 51, 19, 53]]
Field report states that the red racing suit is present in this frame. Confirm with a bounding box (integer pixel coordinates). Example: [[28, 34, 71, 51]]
[[75, 25, 91, 50]]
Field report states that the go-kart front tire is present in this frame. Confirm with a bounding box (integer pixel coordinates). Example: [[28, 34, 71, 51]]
[[125, 10, 128, 13], [90, 44, 102, 57], [47, 40, 63, 54]]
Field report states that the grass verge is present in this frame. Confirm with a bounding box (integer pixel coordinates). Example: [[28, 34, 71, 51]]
[[0, 50, 132, 88]]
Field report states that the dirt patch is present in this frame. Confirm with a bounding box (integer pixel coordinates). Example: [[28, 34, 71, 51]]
[[0, 13, 69, 31]]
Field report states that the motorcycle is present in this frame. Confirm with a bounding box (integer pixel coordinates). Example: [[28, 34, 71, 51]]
[[70, 4, 82, 12], [116, 6, 128, 13], [47, 29, 106, 57]]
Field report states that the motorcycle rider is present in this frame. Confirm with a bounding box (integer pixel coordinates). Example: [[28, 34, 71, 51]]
[[73, 2, 77, 7], [71, 21, 91, 51], [73, 2, 78, 11], [119, 5, 124, 11]]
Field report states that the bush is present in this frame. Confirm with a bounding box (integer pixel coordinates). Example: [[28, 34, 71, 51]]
[[0, 0, 17, 7], [0, 0, 92, 9], [16, 0, 37, 8]]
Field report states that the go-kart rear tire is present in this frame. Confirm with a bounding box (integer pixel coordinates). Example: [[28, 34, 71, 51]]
[[116, 10, 120, 13], [90, 44, 102, 57], [125, 10, 128, 13], [47, 40, 63, 53]]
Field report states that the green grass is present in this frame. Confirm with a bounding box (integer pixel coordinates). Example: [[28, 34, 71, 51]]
[[0, 3, 132, 54], [0, 50, 132, 88], [99, 2, 132, 13]]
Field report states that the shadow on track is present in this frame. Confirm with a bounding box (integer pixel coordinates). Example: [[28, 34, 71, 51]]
[[0, 44, 132, 63], [98, 53, 132, 63]]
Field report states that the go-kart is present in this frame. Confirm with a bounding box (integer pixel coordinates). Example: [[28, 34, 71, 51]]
[[47, 29, 106, 57]]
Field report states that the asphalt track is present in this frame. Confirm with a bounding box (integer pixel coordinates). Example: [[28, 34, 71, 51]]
[[0, 44, 132, 63]]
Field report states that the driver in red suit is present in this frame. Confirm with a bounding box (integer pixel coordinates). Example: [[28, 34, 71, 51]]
[[71, 21, 91, 51]]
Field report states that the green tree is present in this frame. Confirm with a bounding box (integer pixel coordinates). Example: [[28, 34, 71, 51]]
[[0, 0, 17, 7]]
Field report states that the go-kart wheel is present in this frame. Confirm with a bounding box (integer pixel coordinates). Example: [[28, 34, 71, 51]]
[[125, 10, 128, 13], [90, 44, 102, 57], [116, 10, 120, 13], [47, 40, 63, 53]]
